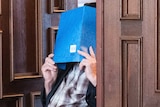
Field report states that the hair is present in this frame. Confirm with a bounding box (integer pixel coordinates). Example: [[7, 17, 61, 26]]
[[84, 2, 96, 8]]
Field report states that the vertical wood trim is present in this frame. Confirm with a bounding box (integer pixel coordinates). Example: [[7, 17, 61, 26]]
[[9, 0, 14, 81], [97, 0, 104, 107], [120, 36, 143, 107], [0, 0, 1, 15], [35, 0, 39, 74], [48, 27, 57, 54], [0, 31, 2, 99], [120, 0, 142, 19], [48, 0, 54, 13], [155, 0, 160, 92], [36, 0, 43, 75], [16, 97, 23, 107], [121, 41, 128, 107]]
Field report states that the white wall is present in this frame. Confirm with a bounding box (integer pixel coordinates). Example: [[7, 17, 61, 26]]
[[78, 0, 96, 7]]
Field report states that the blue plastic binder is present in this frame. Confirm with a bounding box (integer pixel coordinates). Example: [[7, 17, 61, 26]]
[[53, 6, 96, 64]]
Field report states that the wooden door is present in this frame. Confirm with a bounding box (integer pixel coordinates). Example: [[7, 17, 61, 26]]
[[0, 0, 77, 107], [97, 0, 160, 107]]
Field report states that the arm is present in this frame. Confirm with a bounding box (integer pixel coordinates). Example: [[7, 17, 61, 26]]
[[41, 54, 58, 96]]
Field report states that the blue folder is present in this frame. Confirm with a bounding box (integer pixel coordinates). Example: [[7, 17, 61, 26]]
[[53, 6, 96, 64]]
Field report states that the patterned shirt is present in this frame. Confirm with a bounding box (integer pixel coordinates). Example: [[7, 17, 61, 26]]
[[48, 63, 89, 107]]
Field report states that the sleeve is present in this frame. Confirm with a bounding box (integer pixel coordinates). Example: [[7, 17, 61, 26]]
[[86, 82, 96, 107], [40, 88, 47, 107], [40, 84, 55, 107]]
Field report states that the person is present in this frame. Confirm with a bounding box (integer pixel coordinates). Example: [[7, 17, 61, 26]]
[[41, 46, 96, 107], [41, 2, 96, 107]]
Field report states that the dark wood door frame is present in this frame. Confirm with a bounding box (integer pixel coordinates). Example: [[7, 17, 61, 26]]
[[96, 0, 104, 107]]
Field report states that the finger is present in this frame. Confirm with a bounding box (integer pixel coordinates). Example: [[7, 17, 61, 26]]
[[48, 53, 54, 58], [45, 57, 55, 65], [77, 50, 91, 59], [47, 64, 57, 71], [42, 64, 52, 73], [46, 61, 57, 69], [51, 69, 58, 76], [79, 59, 89, 70], [89, 46, 96, 58], [42, 64, 57, 72]]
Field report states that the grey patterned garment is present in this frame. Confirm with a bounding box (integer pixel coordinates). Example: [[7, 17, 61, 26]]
[[48, 63, 89, 107]]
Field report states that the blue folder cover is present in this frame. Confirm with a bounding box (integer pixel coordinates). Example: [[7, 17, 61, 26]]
[[53, 6, 96, 63]]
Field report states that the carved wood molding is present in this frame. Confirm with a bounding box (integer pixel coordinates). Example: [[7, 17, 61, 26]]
[[0, 31, 2, 99], [9, 0, 13, 81], [120, 36, 143, 107], [9, 0, 43, 81], [36, 0, 43, 77], [30, 91, 41, 107], [2, 94, 24, 107], [120, 0, 142, 19], [48, 27, 58, 54], [48, 0, 66, 13], [0, 0, 1, 15], [155, 0, 160, 92]]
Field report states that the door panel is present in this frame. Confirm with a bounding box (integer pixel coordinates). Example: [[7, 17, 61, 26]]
[[97, 0, 160, 107]]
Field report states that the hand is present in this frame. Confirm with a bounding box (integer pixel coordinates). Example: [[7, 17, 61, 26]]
[[41, 53, 58, 95], [77, 46, 97, 87]]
